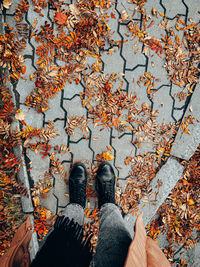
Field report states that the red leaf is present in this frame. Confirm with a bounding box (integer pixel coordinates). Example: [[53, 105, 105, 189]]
[[0, 100, 15, 119], [111, 12, 116, 19], [147, 38, 163, 55], [21, 65, 26, 74], [55, 12, 67, 25]]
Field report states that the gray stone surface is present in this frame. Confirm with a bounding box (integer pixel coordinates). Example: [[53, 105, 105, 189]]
[[185, 241, 200, 267], [125, 158, 184, 237], [9, 78, 34, 213], [29, 215, 39, 262], [27, 151, 50, 183], [112, 134, 134, 179], [16, 59, 36, 103], [13, 139, 33, 213], [54, 167, 70, 208], [171, 85, 200, 160], [153, 85, 174, 124]]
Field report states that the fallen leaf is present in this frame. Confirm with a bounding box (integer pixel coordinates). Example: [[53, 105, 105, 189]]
[[187, 198, 195, 205], [120, 9, 130, 22], [32, 18, 38, 29], [55, 12, 67, 25], [15, 109, 25, 121], [102, 151, 114, 161], [33, 196, 40, 207], [69, 4, 80, 16], [3, 0, 12, 9], [119, 72, 125, 76]]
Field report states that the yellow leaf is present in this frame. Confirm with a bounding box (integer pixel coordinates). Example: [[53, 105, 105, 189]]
[[119, 72, 125, 76], [30, 73, 34, 80], [90, 53, 99, 58], [102, 151, 114, 161], [188, 198, 194, 205], [41, 106, 49, 112], [105, 23, 111, 30], [43, 209, 52, 220], [152, 8, 157, 15], [183, 129, 191, 135]]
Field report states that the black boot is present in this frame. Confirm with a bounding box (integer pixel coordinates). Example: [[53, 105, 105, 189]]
[[96, 161, 116, 208], [69, 162, 88, 208]]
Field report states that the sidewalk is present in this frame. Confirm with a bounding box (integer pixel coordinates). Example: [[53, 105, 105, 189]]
[[1, 0, 199, 264]]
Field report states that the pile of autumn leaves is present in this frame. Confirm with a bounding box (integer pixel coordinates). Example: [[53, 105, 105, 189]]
[[0, 86, 26, 255], [147, 150, 200, 264]]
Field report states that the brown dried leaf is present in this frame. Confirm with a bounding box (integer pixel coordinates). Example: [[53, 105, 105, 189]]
[[15, 109, 25, 121], [69, 4, 80, 16], [40, 65, 58, 81], [33, 196, 40, 207], [73, 64, 85, 73], [120, 9, 130, 22], [32, 18, 38, 29]]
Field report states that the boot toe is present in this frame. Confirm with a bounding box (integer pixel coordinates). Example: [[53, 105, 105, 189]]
[[69, 163, 87, 208], [70, 163, 87, 182], [97, 162, 115, 181]]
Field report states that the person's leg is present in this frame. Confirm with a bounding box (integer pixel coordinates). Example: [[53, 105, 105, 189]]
[[62, 203, 85, 225], [62, 161, 88, 225], [30, 163, 91, 267], [92, 162, 132, 267], [92, 203, 132, 267], [39, 162, 87, 245]]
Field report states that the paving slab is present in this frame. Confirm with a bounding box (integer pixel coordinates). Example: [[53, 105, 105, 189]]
[[171, 85, 200, 160], [112, 134, 134, 179], [152, 85, 174, 124]]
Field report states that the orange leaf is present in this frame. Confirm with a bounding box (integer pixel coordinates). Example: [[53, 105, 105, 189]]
[[159, 12, 165, 17], [112, 117, 120, 127], [183, 129, 191, 135], [177, 18, 185, 26], [134, 48, 138, 55], [55, 12, 67, 25], [102, 151, 114, 161], [21, 65, 26, 74], [110, 12, 116, 19], [182, 179, 189, 186], [182, 23, 198, 30], [176, 36, 180, 45]]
